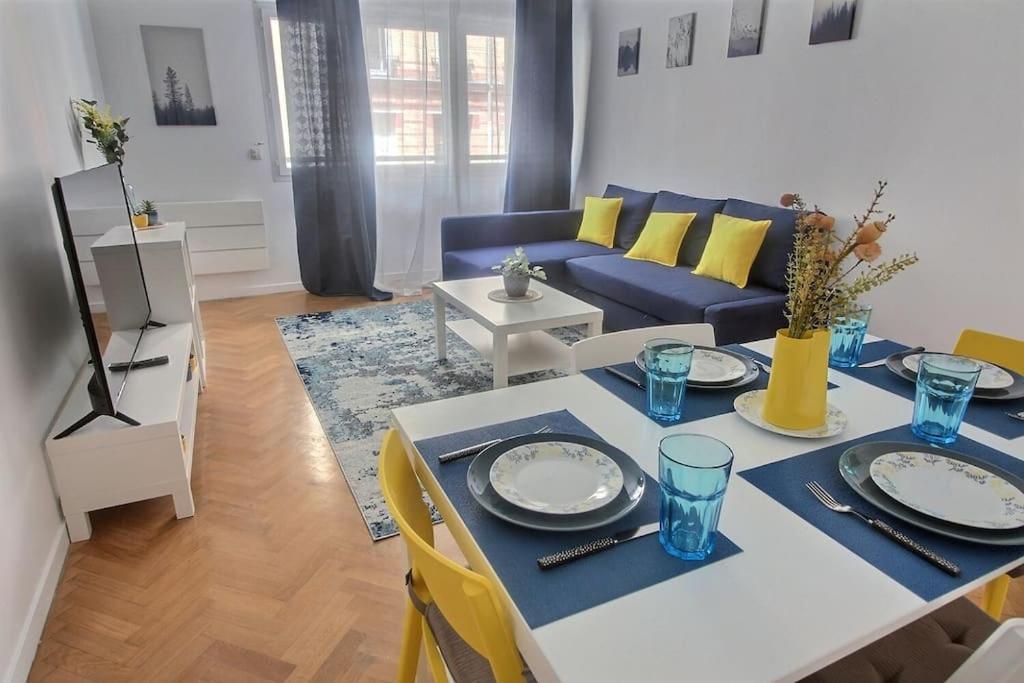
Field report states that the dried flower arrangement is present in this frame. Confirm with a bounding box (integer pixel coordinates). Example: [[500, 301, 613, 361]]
[[780, 181, 918, 340]]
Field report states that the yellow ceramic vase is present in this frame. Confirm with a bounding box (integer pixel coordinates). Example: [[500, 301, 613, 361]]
[[131, 213, 149, 229], [762, 328, 831, 430]]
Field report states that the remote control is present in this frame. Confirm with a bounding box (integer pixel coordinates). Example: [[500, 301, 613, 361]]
[[108, 355, 170, 373]]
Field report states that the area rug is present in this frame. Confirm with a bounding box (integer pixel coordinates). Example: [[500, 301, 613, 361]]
[[276, 299, 582, 540]]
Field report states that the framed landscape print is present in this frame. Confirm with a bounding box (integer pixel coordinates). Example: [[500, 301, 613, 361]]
[[727, 0, 765, 58], [141, 25, 217, 126], [618, 28, 641, 76], [666, 14, 696, 68], [809, 0, 857, 45]]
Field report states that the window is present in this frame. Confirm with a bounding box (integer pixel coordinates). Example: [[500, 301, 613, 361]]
[[365, 28, 445, 163], [257, 5, 290, 177], [466, 34, 508, 162], [257, 4, 512, 175]]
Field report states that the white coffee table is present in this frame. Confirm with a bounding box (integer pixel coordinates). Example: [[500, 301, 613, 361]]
[[432, 276, 603, 389]]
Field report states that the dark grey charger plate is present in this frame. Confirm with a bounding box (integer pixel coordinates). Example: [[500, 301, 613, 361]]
[[839, 441, 1024, 546], [634, 345, 760, 391], [884, 349, 1024, 401], [467, 433, 645, 532]]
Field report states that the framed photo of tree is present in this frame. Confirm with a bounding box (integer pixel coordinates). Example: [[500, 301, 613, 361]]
[[140, 26, 217, 126]]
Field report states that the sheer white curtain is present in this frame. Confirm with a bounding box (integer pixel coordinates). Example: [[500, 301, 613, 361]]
[[361, 0, 515, 295]]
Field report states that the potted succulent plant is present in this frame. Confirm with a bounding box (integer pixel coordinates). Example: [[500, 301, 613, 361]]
[[140, 199, 158, 225], [492, 247, 547, 297]]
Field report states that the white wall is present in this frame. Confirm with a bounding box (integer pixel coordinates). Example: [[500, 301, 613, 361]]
[[87, 0, 301, 300], [577, 0, 1024, 349], [0, 1, 106, 680]]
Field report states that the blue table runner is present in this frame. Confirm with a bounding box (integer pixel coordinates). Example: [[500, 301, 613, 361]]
[[741, 425, 1024, 601], [414, 410, 742, 628], [582, 344, 834, 427], [837, 340, 1024, 440]]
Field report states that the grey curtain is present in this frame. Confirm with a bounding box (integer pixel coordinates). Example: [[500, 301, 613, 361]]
[[277, 0, 389, 299], [503, 0, 574, 213]]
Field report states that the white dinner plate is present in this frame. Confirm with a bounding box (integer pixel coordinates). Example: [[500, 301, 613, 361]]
[[687, 348, 749, 383], [489, 440, 624, 515], [636, 347, 750, 385], [733, 390, 847, 439], [902, 353, 1013, 390], [869, 451, 1024, 530]]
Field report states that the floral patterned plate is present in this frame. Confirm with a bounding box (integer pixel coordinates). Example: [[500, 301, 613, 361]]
[[870, 451, 1024, 530], [902, 353, 1013, 391], [733, 389, 847, 439], [468, 433, 646, 532], [489, 441, 624, 514], [635, 346, 758, 389]]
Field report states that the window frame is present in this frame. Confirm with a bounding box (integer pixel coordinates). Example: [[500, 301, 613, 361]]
[[255, 2, 291, 180], [463, 32, 511, 164], [365, 24, 448, 165], [254, 1, 513, 176]]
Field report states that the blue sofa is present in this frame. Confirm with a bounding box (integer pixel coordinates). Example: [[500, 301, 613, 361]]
[[441, 186, 797, 344]]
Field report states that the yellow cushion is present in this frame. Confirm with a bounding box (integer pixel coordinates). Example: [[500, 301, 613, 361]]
[[692, 213, 772, 288], [576, 196, 623, 248], [623, 212, 697, 267]]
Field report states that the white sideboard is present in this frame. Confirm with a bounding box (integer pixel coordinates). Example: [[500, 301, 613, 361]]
[[92, 222, 207, 388], [45, 324, 199, 542]]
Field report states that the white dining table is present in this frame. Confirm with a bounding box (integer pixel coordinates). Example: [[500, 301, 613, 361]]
[[390, 336, 1024, 682]]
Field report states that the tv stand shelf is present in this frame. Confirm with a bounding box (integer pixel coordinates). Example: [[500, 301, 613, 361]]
[[45, 323, 199, 542]]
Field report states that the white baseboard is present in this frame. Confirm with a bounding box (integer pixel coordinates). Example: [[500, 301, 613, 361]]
[[88, 280, 306, 312], [90, 271, 441, 310], [196, 279, 304, 301], [5, 526, 69, 683]]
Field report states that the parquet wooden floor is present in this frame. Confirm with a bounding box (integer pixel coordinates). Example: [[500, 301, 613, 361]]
[[26, 291, 1024, 682]]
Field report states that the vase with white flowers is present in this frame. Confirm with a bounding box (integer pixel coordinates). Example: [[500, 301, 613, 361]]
[[492, 247, 547, 297]]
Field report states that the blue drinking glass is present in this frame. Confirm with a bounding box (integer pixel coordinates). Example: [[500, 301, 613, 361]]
[[658, 434, 734, 561], [911, 354, 981, 444], [644, 338, 694, 421], [829, 305, 872, 368]]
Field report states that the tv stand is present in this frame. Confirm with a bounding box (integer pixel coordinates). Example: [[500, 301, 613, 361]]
[[45, 324, 199, 541], [53, 410, 139, 440]]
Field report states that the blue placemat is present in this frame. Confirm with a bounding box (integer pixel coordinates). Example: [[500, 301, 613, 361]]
[[836, 340, 1024, 440], [741, 425, 1024, 601], [582, 344, 834, 427], [414, 410, 743, 628]]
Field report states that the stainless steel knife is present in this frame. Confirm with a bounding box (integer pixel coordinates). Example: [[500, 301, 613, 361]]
[[604, 366, 645, 390], [537, 522, 660, 570], [858, 345, 924, 368]]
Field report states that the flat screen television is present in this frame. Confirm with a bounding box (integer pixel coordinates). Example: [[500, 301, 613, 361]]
[[52, 163, 154, 438]]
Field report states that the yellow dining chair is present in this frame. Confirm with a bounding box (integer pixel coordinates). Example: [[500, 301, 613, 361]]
[[954, 329, 1024, 620], [378, 429, 531, 683]]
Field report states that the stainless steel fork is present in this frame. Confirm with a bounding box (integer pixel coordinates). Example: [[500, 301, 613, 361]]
[[438, 425, 553, 464], [805, 481, 960, 576]]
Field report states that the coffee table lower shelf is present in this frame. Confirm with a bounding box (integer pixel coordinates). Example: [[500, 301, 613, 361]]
[[446, 318, 571, 388]]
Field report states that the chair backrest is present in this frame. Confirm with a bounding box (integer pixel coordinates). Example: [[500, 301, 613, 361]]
[[378, 430, 525, 683], [947, 618, 1024, 683], [570, 323, 717, 372], [954, 329, 1024, 374]]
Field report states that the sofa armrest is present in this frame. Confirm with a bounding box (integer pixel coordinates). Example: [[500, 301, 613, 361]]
[[704, 294, 787, 345], [441, 209, 583, 253]]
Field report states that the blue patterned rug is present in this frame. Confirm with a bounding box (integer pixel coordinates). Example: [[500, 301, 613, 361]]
[[276, 299, 582, 540]]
